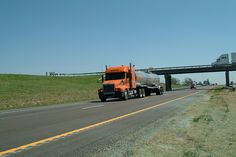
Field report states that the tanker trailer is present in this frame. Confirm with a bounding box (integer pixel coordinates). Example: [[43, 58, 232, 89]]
[[135, 71, 163, 97]]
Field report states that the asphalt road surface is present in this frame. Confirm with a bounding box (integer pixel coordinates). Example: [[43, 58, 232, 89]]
[[0, 88, 210, 157]]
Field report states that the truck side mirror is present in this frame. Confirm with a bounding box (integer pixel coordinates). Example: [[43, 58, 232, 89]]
[[101, 75, 104, 82]]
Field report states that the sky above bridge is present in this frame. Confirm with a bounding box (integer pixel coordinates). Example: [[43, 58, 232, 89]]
[[0, 0, 236, 84]]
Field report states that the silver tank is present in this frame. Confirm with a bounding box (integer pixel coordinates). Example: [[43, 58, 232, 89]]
[[135, 71, 160, 87]]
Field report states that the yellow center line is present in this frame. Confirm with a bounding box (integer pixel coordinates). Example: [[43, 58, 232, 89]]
[[0, 91, 200, 156]]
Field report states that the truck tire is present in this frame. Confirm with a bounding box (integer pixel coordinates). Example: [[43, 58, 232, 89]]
[[142, 88, 145, 98], [160, 87, 164, 95], [122, 90, 129, 100], [137, 88, 142, 98], [100, 97, 106, 102], [145, 89, 151, 96], [156, 89, 160, 95]]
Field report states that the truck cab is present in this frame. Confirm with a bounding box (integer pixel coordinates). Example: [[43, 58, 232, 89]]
[[212, 54, 229, 66], [98, 65, 136, 102]]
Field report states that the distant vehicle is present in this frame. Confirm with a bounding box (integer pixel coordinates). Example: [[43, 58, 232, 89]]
[[232, 53, 236, 64], [212, 53, 236, 66], [98, 64, 163, 102], [190, 84, 196, 89]]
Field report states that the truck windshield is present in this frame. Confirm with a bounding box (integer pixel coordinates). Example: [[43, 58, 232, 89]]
[[105, 72, 125, 80]]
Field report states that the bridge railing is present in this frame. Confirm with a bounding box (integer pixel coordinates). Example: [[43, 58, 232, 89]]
[[47, 64, 235, 76], [137, 65, 213, 72]]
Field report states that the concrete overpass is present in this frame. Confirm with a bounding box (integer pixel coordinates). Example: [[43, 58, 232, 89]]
[[138, 64, 236, 91]]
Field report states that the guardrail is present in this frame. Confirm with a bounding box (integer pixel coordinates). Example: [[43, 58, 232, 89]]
[[46, 72, 104, 77]]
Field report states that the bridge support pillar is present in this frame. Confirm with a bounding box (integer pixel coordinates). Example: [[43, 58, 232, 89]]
[[165, 74, 172, 91], [225, 71, 230, 87]]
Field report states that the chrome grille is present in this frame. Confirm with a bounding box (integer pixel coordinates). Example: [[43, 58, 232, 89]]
[[103, 84, 115, 93]]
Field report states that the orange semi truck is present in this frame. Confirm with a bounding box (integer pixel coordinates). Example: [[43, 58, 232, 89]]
[[98, 64, 163, 102]]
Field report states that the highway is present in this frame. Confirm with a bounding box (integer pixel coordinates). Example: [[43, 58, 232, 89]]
[[0, 88, 209, 157]]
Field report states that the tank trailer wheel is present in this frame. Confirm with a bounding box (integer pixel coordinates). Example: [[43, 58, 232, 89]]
[[156, 89, 160, 95], [145, 90, 151, 96], [160, 87, 164, 95]]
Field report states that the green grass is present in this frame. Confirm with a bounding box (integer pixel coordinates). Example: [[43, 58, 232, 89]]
[[213, 86, 224, 94], [172, 84, 188, 88], [0, 74, 101, 110], [172, 84, 189, 90], [160, 84, 189, 91]]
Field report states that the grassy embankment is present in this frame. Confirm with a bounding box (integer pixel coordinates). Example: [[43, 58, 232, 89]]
[[131, 87, 236, 157], [0, 74, 101, 110], [172, 84, 190, 90]]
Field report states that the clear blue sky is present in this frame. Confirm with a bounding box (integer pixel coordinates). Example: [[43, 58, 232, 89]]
[[1, 0, 236, 84]]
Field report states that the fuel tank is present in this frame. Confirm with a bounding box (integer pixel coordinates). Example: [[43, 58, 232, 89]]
[[135, 71, 160, 87]]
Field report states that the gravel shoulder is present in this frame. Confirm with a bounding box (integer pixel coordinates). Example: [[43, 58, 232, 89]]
[[93, 88, 236, 157]]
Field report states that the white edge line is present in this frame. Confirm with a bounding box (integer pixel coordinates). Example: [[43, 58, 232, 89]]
[[82, 105, 105, 110]]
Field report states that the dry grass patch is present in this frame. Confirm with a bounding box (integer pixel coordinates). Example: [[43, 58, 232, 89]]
[[132, 89, 236, 157]]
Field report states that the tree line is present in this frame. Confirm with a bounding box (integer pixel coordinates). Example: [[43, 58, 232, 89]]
[[171, 77, 211, 86]]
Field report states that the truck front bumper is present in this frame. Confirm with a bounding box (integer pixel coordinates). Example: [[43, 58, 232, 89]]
[[99, 91, 123, 99]]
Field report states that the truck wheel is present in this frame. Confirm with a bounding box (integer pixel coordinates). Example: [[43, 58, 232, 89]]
[[142, 88, 145, 98], [146, 90, 151, 96], [100, 97, 106, 102], [137, 88, 142, 98], [160, 87, 164, 95], [159, 90, 163, 95], [122, 90, 129, 100], [156, 89, 160, 95]]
